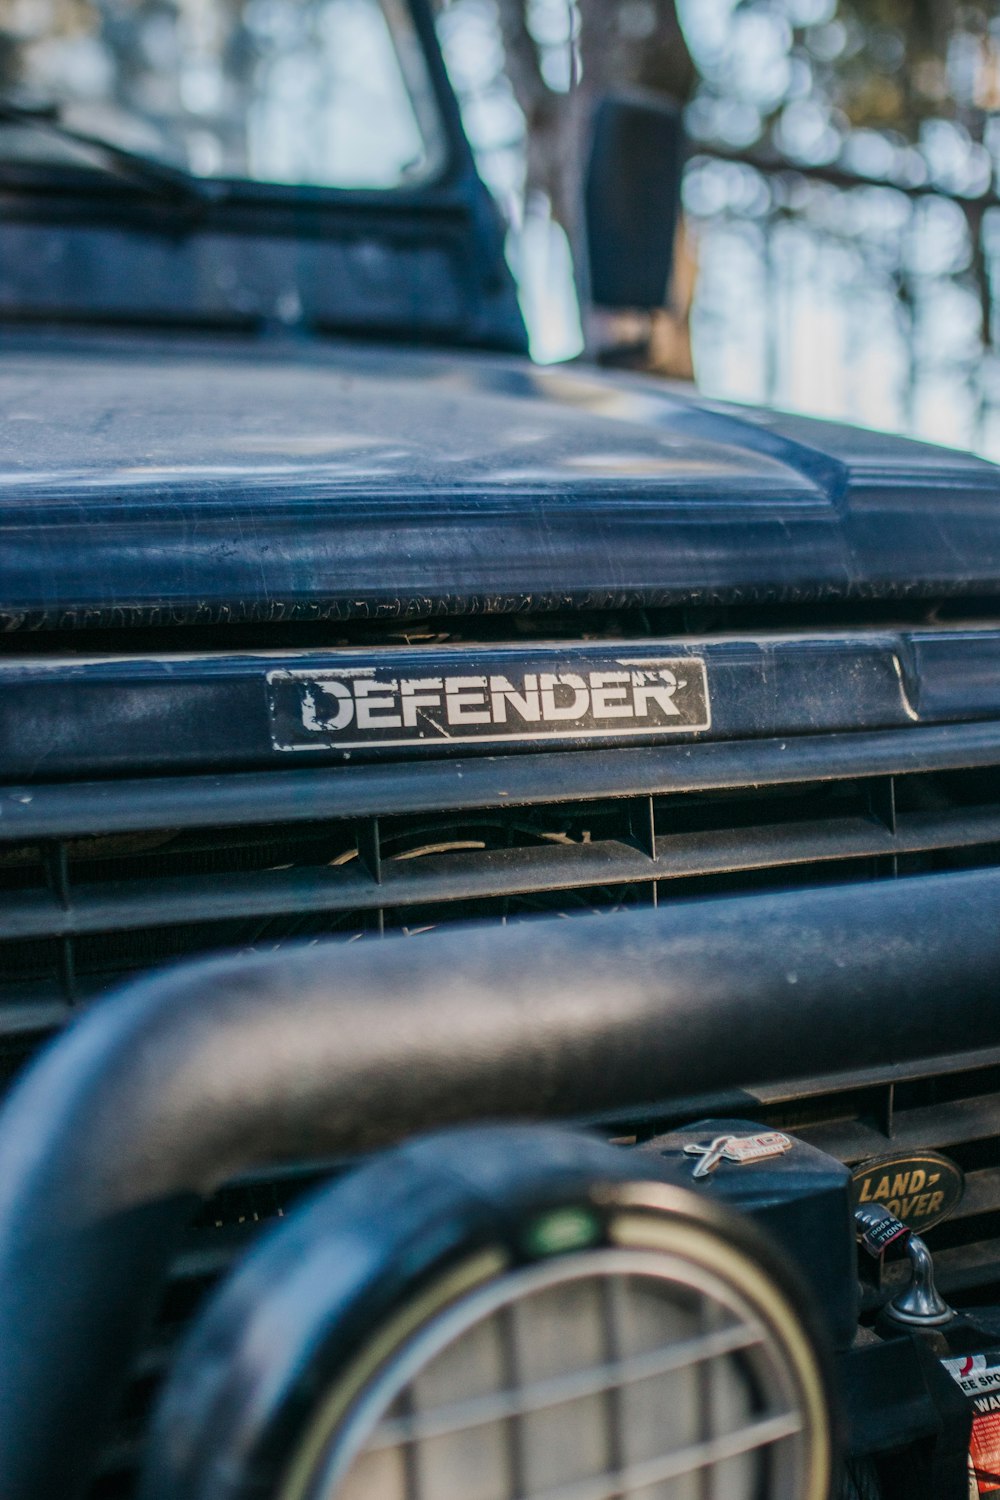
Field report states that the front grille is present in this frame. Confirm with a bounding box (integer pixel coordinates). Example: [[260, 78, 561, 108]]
[[3, 727, 1000, 1051], [3, 718, 1000, 1496]]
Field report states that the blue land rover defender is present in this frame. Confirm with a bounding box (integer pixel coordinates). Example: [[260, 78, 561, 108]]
[[1, 4, 1000, 1499]]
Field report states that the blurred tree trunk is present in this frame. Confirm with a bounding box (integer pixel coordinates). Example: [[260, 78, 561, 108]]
[[495, 0, 696, 372]]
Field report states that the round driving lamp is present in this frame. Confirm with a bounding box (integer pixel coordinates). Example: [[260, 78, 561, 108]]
[[140, 1126, 834, 1500]]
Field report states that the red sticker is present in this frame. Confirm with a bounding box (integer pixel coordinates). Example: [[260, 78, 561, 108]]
[[941, 1356, 1000, 1495], [970, 1410, 1000, 1494]]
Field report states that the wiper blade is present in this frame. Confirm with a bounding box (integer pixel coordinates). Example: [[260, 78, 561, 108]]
[[0, 97, 221, 206]]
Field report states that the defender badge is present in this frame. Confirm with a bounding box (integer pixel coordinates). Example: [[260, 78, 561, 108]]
[[267, 647, 710, 752], [851, 1150, 964, 1234], [684, 1131, 793, 1180]]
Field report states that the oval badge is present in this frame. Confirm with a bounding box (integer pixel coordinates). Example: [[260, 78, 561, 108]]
[[851, 1151, 964, 1234]]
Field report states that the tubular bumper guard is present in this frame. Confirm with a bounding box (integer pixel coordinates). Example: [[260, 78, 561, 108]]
[[0, 868, 998, 1499]]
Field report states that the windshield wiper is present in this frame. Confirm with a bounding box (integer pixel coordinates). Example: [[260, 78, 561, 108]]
[[0, 97, 222, 207]]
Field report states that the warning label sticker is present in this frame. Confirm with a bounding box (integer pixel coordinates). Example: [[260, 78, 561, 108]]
[[970, 1411, 1000, 1495], [941, 1356, 1000, 1495]]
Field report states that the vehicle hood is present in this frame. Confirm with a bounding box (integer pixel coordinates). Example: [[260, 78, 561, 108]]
[[1, 333, 999, 630]]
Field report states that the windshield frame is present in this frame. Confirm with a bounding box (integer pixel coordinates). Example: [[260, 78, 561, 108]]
[[0, 0, 471, 213], [0, 0, 527, 354]]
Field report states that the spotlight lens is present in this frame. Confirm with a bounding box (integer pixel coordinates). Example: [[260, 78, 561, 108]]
[[308, 1245, 826, 1500]]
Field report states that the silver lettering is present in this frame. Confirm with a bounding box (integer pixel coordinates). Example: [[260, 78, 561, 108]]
[[355, 678, 401, 729], [302, 681, 353, 732], [632, 669, 681, 717], [590, 671, 634, 718], [539, 672, 589, 721], [445, 675, 491, 725], [489, 673, 540, 723], [400, 677, 443, 728]]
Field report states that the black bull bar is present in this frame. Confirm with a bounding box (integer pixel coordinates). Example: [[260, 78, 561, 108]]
[[1, 866, 999, 1500]]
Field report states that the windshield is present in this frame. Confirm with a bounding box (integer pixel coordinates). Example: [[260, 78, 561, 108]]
[[0, 0, 445, 190]]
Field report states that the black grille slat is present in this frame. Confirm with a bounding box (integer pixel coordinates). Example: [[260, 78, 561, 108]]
[[794, 1091, 1000, 1164], [867, 1238, 1000, 1306], [934, 1239, 1000, 1297], [0, 998, 73, 1034], [4, 803, 1000, 943], [168, 1229, 265, 1284], [4, 717, 1000, 840], [1, 861, 377, 940], [952, 1166, 1000, 1222]]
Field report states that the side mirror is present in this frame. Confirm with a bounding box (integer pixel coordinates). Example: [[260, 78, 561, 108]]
[[584, 90, 686, 311]]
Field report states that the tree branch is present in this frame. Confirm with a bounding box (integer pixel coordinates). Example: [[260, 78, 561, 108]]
[[495, 0, 554, 135]]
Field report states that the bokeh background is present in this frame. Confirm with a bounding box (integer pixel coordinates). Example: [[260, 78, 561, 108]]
[[3, 0, 1000, 457], [437, 0, 1000, 460]]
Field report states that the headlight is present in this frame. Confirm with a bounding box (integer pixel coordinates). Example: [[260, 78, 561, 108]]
[[141, 1127, 833, 1500]]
